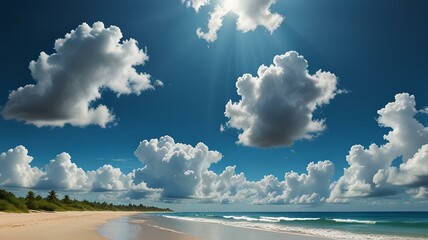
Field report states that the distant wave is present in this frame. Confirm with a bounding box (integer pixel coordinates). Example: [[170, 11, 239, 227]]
[[327, 218, 377, 224], [224, 216, 260, 221], [261, 216, 320, 222]]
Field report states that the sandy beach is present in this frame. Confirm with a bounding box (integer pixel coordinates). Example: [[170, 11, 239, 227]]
[[0, 211, 138, 240]]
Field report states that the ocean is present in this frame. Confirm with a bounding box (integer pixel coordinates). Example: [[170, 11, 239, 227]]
[[155, 212, 428, 239], [101, 212, 428, 240]]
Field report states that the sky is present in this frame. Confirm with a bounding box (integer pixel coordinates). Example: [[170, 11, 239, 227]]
[[0, 0, 427, 211]]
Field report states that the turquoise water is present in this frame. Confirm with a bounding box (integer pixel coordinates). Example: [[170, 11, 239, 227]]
[[157, 212, 428, 239]]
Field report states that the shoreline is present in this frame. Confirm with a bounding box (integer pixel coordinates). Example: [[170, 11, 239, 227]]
[[0, 211, 139, 240], [117, 213, 331, 240]]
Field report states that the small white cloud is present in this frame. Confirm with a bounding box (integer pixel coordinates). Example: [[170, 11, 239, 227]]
[[154, 80, 164, 87], [2, 22, 156, 128], [336, 89, 350, 95], [184, 0, 283, 42], [225, 51, 338, 147], [182, 0, 210, 12], [220, 124, 225, 132]]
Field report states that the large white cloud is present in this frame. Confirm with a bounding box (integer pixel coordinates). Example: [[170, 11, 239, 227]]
[[224, 51, 338, 147], [133, 135, 222, 199], [0, 146, 139, 193], [35, 153, 138, 192], [133, 136, 335, 204], [328, 93, 428, 203], [183, 0, 283, 42], [37, 153, 89, 190], [2, 22, 158, 128], [196, 160, 334, 204], [0, 139, 335, 205], [88, 165, 133, 191], [0, 146, 43, 188]]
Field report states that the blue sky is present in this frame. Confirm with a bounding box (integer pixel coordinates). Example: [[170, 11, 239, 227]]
[[0, 0, 427, 211]]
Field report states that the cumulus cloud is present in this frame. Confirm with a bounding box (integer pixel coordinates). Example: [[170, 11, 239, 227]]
[[282, 160, 334, 204], [183, 0, 283, 42], [0, 146, 43, 188], [37, 153, 89, 190], [132, 136, 335, 204], [0, 146, 143, 194], [196, 160, 334, 204], [0, 138, 335, 204], [2, 22, 158, 128], [87, 165, 132, 191], [407, 187, 428, 199], [224, 51, 338, 147], [328, 93, 428, 203], [133, 135, 222, 199]]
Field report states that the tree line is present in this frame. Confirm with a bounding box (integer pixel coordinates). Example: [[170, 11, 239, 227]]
[[0, 189, 172, 213]]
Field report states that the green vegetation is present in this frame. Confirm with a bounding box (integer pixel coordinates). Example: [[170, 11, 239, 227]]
[[0, 189, 172, 213]]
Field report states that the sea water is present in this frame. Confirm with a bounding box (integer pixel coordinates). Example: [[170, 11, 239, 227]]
[[155, 212, 428, 239]]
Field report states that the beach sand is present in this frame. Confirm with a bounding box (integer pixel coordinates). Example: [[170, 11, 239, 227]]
[[0, 211, 138, 240], [0, 211, 331, 240]]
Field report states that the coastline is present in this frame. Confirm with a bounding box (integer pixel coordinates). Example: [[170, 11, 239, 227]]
[[98, 213, 331, 240], [0, 211, 138, 240]]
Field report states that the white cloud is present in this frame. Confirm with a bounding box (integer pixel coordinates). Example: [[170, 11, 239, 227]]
[[374, 144, 428, 188], [2, 22, 158, 128], [184, 0, 283, 42], [196, 160, 334, 204], [220, 124, 225, 132], [0, 147, 141, 193], [133, 135, 222, 199], [182, 0, 210, 12], [328, 93, 428, 203], [154, 79, 164, 87], [0, 146, 43, 188], [0, 138, 335, 205], [407, 187, 428, 199], [197, 166, 249, 203], [37, 153, 89, 190], [88, 165, 133, 191], [224, 51, 338, 147], [282, 160, 334, 204], [132, 136, 335, 204]]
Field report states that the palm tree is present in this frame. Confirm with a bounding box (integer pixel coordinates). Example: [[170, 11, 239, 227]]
[[62, 194, 71, 204], [26, 191, 36, 209], [47, 190, 58, 203]]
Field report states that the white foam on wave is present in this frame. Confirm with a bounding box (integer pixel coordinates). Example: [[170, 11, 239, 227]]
[[329, 218, 377, 224], [223, 216, 278, 223], [260, 216, 320, 222], [160, 215, 420, 240], [224, 216, 259, 221]]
